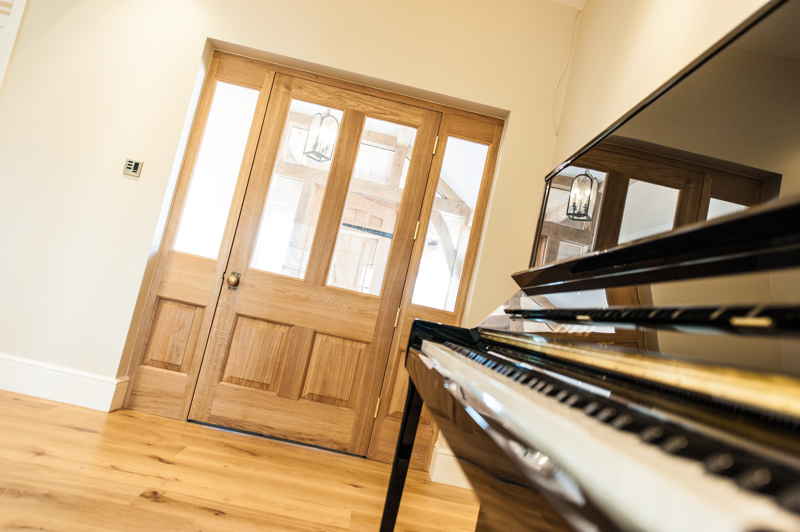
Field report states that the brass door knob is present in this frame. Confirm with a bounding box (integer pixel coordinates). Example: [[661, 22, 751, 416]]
[[226, 272, 240, 289]]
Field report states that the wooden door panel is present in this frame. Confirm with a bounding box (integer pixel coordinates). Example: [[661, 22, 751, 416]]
[[236, 271, 380, 342], [141, 299, 205, 373], [302, 333, 367, 408], [207, 383, 356, 451], [220, 317, 290, 391], [125, 365, 190, 419], [157, 253, 218, 303]]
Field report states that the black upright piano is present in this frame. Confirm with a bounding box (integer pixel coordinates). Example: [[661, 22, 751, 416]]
[[381, 1, 800, 530]]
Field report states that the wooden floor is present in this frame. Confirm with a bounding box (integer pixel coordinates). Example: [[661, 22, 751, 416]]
[[0, 390, 479, 531]]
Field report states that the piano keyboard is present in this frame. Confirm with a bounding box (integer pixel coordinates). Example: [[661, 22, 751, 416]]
[[419, 339, 800, 532]]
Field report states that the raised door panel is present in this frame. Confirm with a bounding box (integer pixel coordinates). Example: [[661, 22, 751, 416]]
[[142, 299, 205, 373], [301, 334, 367, 408], [220, 317, 290, 391], [125, 365, 190, 420]]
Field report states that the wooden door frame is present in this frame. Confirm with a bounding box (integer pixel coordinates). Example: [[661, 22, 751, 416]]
[[124, 50, 505, 467], [366, 114, 504, 469]]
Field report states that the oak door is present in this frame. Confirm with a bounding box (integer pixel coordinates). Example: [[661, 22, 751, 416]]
[[124, 54, 274, 419], [187, 74, 441, 454]]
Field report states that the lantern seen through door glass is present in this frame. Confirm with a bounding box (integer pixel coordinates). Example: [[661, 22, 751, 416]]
[[303, 109, 340, 162], [567, 171, 598, 221]]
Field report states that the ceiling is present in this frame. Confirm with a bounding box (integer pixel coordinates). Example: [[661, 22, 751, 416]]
[[545, 0, 587, 9]]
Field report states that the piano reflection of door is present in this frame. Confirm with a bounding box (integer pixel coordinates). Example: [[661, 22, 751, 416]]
[[581, 142, 778, 250], [533, 141, 779, 349]]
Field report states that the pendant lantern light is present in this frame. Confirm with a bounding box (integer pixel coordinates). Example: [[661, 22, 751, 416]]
[[303, 109, 339, 162], [566, 171, 598, 221]]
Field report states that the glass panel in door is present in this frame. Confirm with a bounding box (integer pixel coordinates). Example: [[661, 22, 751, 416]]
[[617, 179, 680, 244], [412, 137, 489, 311], [327, 118, 418, 295], [173, 82, 260, 258], [707, 198, 747, 220], [250, 100, 344, 278]]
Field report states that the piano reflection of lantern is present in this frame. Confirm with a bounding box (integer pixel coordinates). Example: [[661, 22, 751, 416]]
[[380, 0, 800, 530], [566, 171, 597, 222]]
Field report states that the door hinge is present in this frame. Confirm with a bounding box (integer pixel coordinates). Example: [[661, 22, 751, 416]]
[[433, 136, 439, 155], [413, 220, 420, 240], [374, 397, 381, 419], [394, 308, 401, 328]]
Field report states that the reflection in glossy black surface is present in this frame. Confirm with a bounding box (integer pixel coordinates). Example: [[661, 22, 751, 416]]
[[404, 349, 610, 532]]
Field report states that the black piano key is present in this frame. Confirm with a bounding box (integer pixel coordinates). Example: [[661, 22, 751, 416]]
[[541, 383, 556, 395], [582, 401, 602, 416], [533, 381, 547, 392], [659, 434, 718, 461], [777, 483, 800, 515], [565, 394, 588, 408], [554, 390, 571, 402], [660, 435, 689, 454], [527, 378, 540, 388], [737, 465, 797, 495], [595, 407, 618, 423], [610, 413, 643, 432], [703, 452, 737, 476], [639, 425, 666, 444], [737, 466, 776, 493], [513, 372, 530, 384]]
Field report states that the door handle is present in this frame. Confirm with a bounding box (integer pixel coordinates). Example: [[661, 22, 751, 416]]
[[226, 272, 241, 290]]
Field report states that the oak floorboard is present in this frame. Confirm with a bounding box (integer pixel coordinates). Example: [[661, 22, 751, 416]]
[[0, 390, 479, 531]]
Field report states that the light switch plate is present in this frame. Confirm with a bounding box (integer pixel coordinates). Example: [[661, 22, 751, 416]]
[[123, 159, 143, 177]]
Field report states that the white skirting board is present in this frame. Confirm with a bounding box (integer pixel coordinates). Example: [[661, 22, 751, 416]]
[[0, 352, 129, 412], [429, 435, 473, 490]]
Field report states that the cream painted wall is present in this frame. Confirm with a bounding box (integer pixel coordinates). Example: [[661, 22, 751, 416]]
[[552, 0, 772, 169], [0, 0, 577, 393], [0, 0, 782, 411]]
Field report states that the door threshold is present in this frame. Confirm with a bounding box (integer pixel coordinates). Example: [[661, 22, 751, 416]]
[[188, 420, 365, 459]]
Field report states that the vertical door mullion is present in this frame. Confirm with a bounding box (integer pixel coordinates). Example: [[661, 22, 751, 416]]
[[304, 110, 366, 286]]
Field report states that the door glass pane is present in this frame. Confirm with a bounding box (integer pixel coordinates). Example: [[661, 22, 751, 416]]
[[412, 137, 489, 311], [707, 198, 747, 220], [251, 100, 344, 278], [618, 180, 680, 244], [173, 82, 259, 259], [327, 118, 417, 295]]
